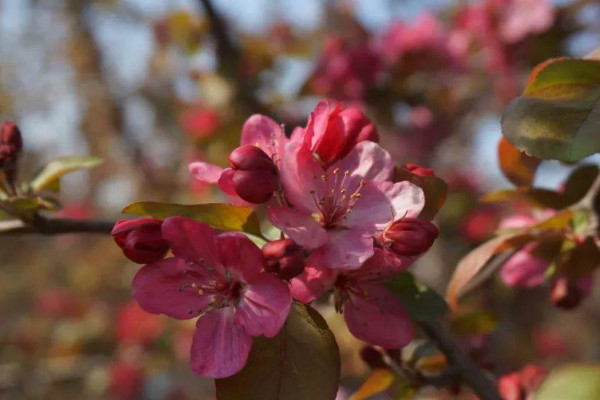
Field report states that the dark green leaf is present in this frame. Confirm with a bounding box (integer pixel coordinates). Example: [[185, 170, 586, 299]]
[[121, 201, 262, 237], [216, 303, 340, 400], [385, 272, 448, 322]]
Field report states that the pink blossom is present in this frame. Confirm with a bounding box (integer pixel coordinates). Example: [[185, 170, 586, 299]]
[[291, 250, 413, 348], [269, 136, 424, 269], [132, 217, 291, 378], [179, 107, 220, 139], [496, 0, 555, 44], [189, 114, 287, 201], [116, 301, 164, 347], [500, 242, 549, 288]]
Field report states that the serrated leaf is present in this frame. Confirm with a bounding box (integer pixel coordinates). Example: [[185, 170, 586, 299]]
[[385, 272, 447, 322], [350, 369, 395, 400], [534, 364, 600, 400], [121, 201, 262, 237], [30, 156, 102, 194], [501, 58, 600, 162], [216, 303, 340, 400]]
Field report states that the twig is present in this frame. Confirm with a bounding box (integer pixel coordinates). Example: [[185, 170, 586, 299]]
[[418, 320, 501, 400], [198, 0, 239, 72], [1, 215, 115, 235]]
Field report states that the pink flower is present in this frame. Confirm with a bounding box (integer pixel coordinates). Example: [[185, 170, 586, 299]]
[[179, 107, 220, 139], [377, 217, 439, 257], [189, 114, 287, 202], [269, 137, 424, 269], [112, 218, 169, 264], [291, 250, 413, 348], [500, 242, 549, 288], [550, 275, 593, 310], [498, 364, 546, 400], [132, 217, 291, 378], [262, 239, 306, 280], [496, 0, 555, 44], [294, 100, 379, 167], [116, 301, 164, 347]]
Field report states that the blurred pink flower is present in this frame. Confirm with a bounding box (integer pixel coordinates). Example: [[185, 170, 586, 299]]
[[291, 249, 413, 348], [132, 217, 291, 378], [500, 242, 549, 288], [498, 364, 546, 400], [179, 107, 220, 139], [496, 0, 555, 44], [116, 301, 165, 347], [108, 361, 145, 400]]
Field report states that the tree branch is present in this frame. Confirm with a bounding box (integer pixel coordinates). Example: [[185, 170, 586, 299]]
[[418, 320, 501, 400], [1, 215, 115, 235], [198, 0, 239, 74]]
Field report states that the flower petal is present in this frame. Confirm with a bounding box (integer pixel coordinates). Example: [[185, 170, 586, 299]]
[[381, 181, 425, 221], [190, 308, 253, 378], [343, 181, 396, 230], [189, 162, 223, 184], [217, 168, 239, 197], [132, 258, 212, 320], [346, 248, 413, 283], [161, 217, 221, 267], [332, 141, 393, 182], [317, 229, 373, 269], [344, 284, 413, 348], [240, 115, 287, 168], [290, 260, 337, 303], [500, 245, 549, 288], [280, 140, 324, 214], [235, 273, 291, 337], [215, 232, 265, 281], [268, 205, 329, 249]]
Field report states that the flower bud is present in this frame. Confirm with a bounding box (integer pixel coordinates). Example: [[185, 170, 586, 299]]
[[359, 345, 387, 369], [381, 218, 439, 256], [0, 121, 23, 183], [112, 218, 169, 264], [262, 239, 305, 280], [229, 145, 279, 204], [550, 277, 585, 310], [340, 107, 379, 144], [402, 163, 434, 177]]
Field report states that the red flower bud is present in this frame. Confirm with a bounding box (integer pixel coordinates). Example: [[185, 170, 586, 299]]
[[550, 277, 584, 310], [0, 122, 23, 184], [381, 218, 439, 256], [262, 239, 305, 280], [359, 345, 387, 369], [498, 372, 525, 400], [229, 145, 279, 203], [112, 218, 169, 264], [340, 107, 379, 144], [403, 163, 434, 177]]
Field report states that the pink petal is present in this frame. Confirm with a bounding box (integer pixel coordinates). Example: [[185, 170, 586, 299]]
[[332, 141, 393, 182], [240, 115, 287, 167], [132, 258, 212, 320], [347, 248, 413, 283], [317, 229, 373, 269], [280, 140, 324, 214], [190, 308, 253, 378], [344, 283, 413, 348], [188, 162, 223, 184], [379, 180, 425, 221], [161, 217, 222, 268], [268, 205, 329, 249], [217, 168, 239, 197], [342, 181, 396, 230], [235, 273, 291, 337], [215, 232, 265, 281], [500, 244, 550, 288], [290, 261, 337, 303]]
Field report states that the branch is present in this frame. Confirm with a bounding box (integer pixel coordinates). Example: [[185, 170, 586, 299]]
[[198, 0, 239, 73], [1, 215, 115, 235], [418, 320, 501, 400]]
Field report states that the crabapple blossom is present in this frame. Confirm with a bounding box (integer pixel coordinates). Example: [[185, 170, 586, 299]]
[[111, 218, 169, 264], [262, 239, 305, 280], [290, 249, 413, 348], [498, 364, 546, 400], [132, 217, 291, 378], [376, 217, 439, 257], [228, 144, 279, 203], [550, 276, 592, 310]]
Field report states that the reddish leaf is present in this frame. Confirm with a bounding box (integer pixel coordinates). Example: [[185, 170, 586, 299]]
[[350, 369, 395, 400], [498, 136, 541, 187]]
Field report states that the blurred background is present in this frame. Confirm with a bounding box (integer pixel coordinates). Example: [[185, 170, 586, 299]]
[[0, 0, 599, 398]]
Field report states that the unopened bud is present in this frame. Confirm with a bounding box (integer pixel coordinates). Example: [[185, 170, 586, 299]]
[[381, 218, 439, 256], [112, 218, 169, 264], [262, 239, 305, 280], [229, 145, 279, 203], [359, 345, 387, 369], [0, 122, 23, 184], [340, 107, 379, 144], [550, 277, 584, 310]]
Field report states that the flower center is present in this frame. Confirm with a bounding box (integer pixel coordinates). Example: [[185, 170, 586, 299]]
[[310, 168, 365, 228]]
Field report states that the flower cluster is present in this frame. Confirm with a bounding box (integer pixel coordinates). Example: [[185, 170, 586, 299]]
[[113, 100, 439, 378]]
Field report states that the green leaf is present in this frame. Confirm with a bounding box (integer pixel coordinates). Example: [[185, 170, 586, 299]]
[[30, 156, 103, 193], [501, 58, 600, 162], [385, 272, 448, 322], [216, 303, 340, 400], [121, 201, 263, 237], [534, 364, 600, 400]]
